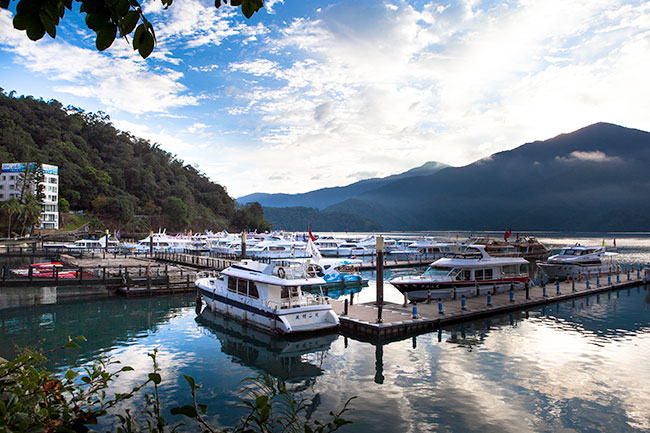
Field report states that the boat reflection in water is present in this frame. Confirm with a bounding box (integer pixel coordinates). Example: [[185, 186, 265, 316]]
[[195, 307, 338, 382]]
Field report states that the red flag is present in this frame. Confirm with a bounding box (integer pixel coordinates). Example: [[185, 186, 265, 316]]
[[504, 228, 512, 241], [308, 226, 316, 241]]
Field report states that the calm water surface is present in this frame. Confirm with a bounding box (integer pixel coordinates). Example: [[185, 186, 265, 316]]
[[1, 234, 650, 432]]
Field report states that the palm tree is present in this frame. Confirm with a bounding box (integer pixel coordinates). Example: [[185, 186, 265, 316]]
[[2, 197, 21, 238], [20, 193, 42, 236]]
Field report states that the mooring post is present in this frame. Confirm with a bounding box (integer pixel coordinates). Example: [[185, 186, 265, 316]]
[[438, 300, 444, 314], [461, 296, 466, 310], [509, 290, 514, 302], [525, 280, 530, 300], [102, 267, 106, 283], [487, 293, 492, 306], [350, 291, 354, 305], [79, 267, 83, 282], [597, 276, 600, 287], [586, 279, 590, 289], [412, 302, 418, 318], [376, 236, 384, 323], [28, 265, 33, 282], [149, 231, 154, 257], [556, 280, 560, 295], [343, 298, 348, 315], [241, 232, 247, 259]]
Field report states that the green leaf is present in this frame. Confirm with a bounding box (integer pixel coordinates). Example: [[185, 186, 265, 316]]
[[170, 405, 198, 418], [183, 374, 196, 391], [231, 0, 241, 6], [120, 10, 139, 36], [26, 19, 46, 40], [13, 14, 29, 30], [132, 23, 145, 49], [333, 418, 352, 427], [39, 10, 57, 38], [148, 373, 161, 384], [260, 404, 270, 422], [255, 395, 269, 409], [137, 29, 154, 58], [304, 426, 313, 433], [64, 369, 78, 381], [241, 0, 263, 19], [40, 407, 49, 418], [63, 341, 81, 349], [96, 24, 117, 51], [198, 404, 208, 414], [120, 366, 134, 372]]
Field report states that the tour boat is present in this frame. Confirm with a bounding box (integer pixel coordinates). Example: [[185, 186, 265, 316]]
[[314, 237, 346, 256], [390, 238, 462, 260], [536, 244, 617, 280], [246, 238, 310, 259], [275, 258, 366, 287], [510, 236, 551, 261], [44, 235, 119, 251], [120, 231, 190, 253], [389, 245, 530, 301], [195, 259, 339, 334]]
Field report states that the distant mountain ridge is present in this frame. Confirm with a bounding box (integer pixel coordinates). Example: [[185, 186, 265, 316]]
[[237, 161, 450, 209], [250, 123, 650, 231]]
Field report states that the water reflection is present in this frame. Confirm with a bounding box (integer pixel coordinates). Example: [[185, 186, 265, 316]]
[[195, 308, 338, 383]]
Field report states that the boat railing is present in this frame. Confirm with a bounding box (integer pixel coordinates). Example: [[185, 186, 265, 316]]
[[267, 293, 329, 310], [196, 270, 220, 279]]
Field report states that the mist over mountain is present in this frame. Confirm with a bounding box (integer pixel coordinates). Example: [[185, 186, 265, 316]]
[[252, 123, 650, 231], [238, 161, 450, 209]]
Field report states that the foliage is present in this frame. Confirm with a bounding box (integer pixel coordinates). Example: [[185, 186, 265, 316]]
[[232, 202, 272, 233], [1, 0, 264, 59], [0, 339, 354, 433], [162, 196, 189, 231], [59, 197, 70, 212], [1, 196, 20, 237], [0, 90, 270, 233]]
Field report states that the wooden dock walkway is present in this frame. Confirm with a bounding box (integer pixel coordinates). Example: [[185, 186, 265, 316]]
[[332, 272, 647, 341], [153, 252, 237, 270]]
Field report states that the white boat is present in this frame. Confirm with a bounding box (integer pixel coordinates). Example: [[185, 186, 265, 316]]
[[195, 259, 339, 334], [44, 235, 119, 251], [120, 231, 190, 254], [537, 244, 617, 280], [246, 238, 310, 259], [389, 245, 530, 301], [390, 238, 462, 260], [314, 237, 346, 256]]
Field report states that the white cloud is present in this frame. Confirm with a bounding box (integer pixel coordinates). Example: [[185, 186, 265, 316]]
[[0, 10, 198, 115], [556, 150, 623, 163]]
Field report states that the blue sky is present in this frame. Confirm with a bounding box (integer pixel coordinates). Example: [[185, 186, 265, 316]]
[[1, 0, 649, 197]]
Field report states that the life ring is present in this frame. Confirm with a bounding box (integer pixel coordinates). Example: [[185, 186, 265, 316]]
[[277, 267, 286, 279]]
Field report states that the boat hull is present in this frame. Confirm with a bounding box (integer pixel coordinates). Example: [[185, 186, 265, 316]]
[[196, 283, 339, 335], [537, 262, 618, 280], [391, 277, 529, 301]]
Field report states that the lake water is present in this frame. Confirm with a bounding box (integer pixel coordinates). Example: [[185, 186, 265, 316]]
[[1, 234, 650, 432]]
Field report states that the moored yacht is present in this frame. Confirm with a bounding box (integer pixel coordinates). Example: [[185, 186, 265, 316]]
[[389, 245, 529, 301], [195, 259, 339, 334], [537, 244, 617, 280]]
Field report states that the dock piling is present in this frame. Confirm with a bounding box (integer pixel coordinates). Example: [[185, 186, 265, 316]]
[[438, 300, 444, 314], [487, 293, 492, 306]]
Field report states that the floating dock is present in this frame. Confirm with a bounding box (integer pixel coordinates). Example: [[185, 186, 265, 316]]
[[332, 272, 647, 341]]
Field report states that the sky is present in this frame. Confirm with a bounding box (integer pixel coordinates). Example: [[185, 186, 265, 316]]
[[1, 0, 650, 198]]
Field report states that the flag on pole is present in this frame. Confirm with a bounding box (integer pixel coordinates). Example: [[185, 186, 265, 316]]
[[504, 228, 512, 242], [308, 225, 316, 241], [306, 238, 322, 263]]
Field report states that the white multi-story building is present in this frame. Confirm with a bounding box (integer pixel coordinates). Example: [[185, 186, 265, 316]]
[[0, 163, 59, 230]]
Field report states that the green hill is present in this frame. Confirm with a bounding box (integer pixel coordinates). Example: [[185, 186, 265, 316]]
[[0, 90, 270, 234]]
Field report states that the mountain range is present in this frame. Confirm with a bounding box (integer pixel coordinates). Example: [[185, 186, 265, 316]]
[[239, 123, 650, 231]]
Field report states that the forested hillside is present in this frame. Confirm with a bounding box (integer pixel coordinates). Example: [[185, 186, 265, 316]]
[[0, 90, 270, 233]]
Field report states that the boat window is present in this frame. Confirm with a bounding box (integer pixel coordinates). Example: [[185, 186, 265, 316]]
[[281, 286, 299, 298], [502, 265, 519, 275], [462, 270, 471, 281], [475, 269, 484, 280], [237, 279, 247, 295], [249, 282, 259, 299], [485, 269, 493, 280], [423, 266, 451, 277], [227, 277, 237, 292]]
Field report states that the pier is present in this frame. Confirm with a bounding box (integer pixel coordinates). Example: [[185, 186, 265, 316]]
[[332, 272, 647, 341]]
